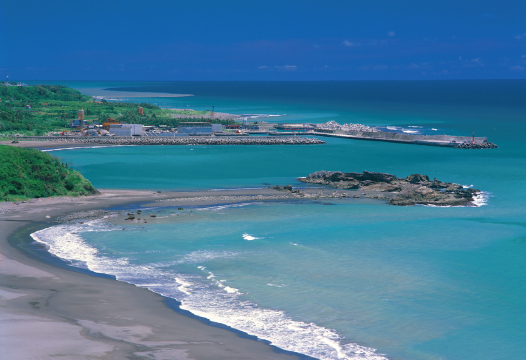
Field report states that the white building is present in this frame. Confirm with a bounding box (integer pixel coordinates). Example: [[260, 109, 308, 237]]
[[212, 124, 223, 133], [109, 124, 143, 136]]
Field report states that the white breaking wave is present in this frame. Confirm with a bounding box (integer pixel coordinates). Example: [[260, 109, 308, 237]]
[[175, 277, 193, 295], [30, 219, 115, 269], [461, 185, 490, 207], [196, 203, 255, 211], [156, 250, 242, 266], [242, 233, 260, 241], [42, 145, 136, 152], [31, 222, 388, 360], [177, 250, 241, 263], [209, 187, 265, 191], [402, 130, 419, 134], [471, 191, 490, 207]]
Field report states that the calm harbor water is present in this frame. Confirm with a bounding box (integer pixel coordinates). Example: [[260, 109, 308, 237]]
[[31, 81, 526, 360]]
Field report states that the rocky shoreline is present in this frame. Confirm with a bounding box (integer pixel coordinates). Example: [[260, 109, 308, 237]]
[[454, 142, 498, 149], [297, 170, 481, 206]]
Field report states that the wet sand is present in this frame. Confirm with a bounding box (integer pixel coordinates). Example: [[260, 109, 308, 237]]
[[0, 189, 312, 360]]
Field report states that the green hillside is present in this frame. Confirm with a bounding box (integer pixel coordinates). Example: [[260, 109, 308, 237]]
[[0, 145, 98, 201], [0, 84, 92, 102], [0, 84, 235, 135]]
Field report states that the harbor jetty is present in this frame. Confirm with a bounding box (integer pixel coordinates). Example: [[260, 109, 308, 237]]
[[305, 121, 497, 148], [9, 136, 325, 146], [310, 131, 497, 148], [234, 122, 497, 148]]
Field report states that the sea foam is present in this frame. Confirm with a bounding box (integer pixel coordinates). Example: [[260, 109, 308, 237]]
[[242, 233, 260, 241], [471, 191, 490, 207], [42, 145, 136, 152], [31, 221, 388, 360]]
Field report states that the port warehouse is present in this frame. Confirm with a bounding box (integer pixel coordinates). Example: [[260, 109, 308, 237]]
[[177, 122, 223, 135], [109, 124, 144, 136]]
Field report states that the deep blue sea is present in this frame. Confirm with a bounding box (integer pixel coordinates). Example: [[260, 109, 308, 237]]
[[30, 81, 526, 360]]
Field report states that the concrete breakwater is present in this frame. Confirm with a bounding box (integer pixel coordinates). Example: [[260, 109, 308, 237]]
[[15, 136, 325, 146], [312, 131, 497, 148]]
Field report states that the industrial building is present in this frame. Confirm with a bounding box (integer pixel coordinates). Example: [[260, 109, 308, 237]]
[[274, 123, 315, 131], [71, 119, 87, 128], [85, 129, 99, 136], [212, 124, 223, 133], [177, 122, 223, 135], [109, 124, 143, 136]]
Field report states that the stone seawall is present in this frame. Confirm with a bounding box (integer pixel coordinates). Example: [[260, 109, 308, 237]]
[[12, 136, 325, 146]]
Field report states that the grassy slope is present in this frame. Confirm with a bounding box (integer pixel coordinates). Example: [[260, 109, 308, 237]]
[[0, 145, 98, 201]]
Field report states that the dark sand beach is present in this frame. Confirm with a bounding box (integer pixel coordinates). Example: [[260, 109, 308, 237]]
[[0, 190, 312, 360]]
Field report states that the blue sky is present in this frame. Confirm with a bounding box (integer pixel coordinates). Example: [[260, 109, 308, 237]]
[[1, 0, 526, 81]]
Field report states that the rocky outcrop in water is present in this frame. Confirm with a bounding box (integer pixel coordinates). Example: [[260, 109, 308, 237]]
[[269, 185, 302, 194], [298, 170, 480, 206]]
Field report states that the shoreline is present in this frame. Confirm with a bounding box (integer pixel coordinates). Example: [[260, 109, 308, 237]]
[[0, 189, 320, 360], [1, 136, 326, 147], [0, 140, 132, 150], [1, 187, 484, 359]]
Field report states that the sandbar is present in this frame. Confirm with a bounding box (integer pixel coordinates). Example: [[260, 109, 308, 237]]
[[75, 87, 193, 98]]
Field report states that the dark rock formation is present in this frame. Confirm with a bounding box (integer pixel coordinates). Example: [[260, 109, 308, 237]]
[[455, 142, 497, 149], [405, 174, 429, 183], [298, 170, 481, 206], [270, 184, 302, 194], [300, 171, 397, 189]]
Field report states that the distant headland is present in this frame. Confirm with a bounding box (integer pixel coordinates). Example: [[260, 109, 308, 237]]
[[0, 83, 496, 149]]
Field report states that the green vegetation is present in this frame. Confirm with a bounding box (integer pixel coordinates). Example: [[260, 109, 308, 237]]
[[0, 145, 98, 201], [0, 84, 235, 135]]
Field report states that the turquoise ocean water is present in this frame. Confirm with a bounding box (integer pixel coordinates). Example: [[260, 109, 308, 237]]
[[30, 81, 526, 360]]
